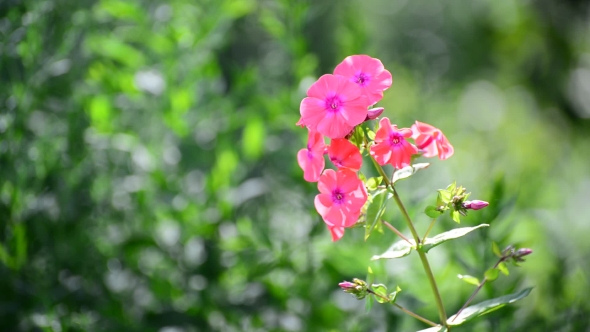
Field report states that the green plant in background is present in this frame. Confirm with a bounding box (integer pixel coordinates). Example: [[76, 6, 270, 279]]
[[295, 54, 533, 331]]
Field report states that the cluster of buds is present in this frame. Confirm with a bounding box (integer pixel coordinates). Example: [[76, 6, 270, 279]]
[[431, 182, 489, 223], [338, 278, 369, 299], [501, 245, 533, 264]]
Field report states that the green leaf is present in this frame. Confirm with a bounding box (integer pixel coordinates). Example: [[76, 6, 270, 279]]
[[492, 242, 502, 258], [371, 239, 415, 260], [497, 262, 509, 276], [367, 129, 376, 140], [451, 210, 461, 223], [366, 177, 383, 191], [447, 181, 457, 192], [448, 288, 533, 325], [364, 190, 391, 241], [389, 285, 401, 304], [458, 274, 480, 286], [484, 268, 500, 281], [372, 284, 389, 303], [425, 205, 442, 218], [391, 163, 430, 183], [437, 189, 452, 206], [421, 224, 489, 253], [366, 267, 375, 312]]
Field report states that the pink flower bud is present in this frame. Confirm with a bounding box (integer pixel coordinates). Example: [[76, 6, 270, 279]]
[[338, 281, 356, 290], [463, 200, 489, 210], [365, 107, 384, 121], [514, 248, 533, 260]]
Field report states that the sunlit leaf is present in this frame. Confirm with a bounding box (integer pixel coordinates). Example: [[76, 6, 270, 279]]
[[485, 268, 500, 281], [425, 205, 442, 218], [417, 327, 447, 332], [392, 163, 430, 183], [458, 274, 480, 286], [372, 283, 389, 303], [448, 288, 533, 325], [371, 239, 415, 260], [421, 224, 489, 253], [492, 242, 502, 258], [366, 177, 382, 191], [498, 262, 509, 276], [365, 190, 391, 241], [389, 285, 401, 304]]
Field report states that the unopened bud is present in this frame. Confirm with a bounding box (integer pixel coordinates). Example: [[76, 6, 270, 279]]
[[513, 248, 533, 262], [338, 278, 369, 299], [365, 107, 384, 121], [463, 200, 489, 210]]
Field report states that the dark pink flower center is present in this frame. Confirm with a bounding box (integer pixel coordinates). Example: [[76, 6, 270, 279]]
[[355, 72, 370, 87], [324, 95, 343, 113], [389, 133, 404, 146], [332, 189, 345, 205]]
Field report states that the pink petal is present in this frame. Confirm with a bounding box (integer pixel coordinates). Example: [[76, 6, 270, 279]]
[[317, 169, 337, 194], [340, 95, 369, 126], [336, 169, 360, 193], [317, 111, 355, 139], [370, 142, 392, 166], [314, 194, 333, 220], [307, 74, 335, 99], [300, 97, 327, 130], [329, 226, 345, 242]]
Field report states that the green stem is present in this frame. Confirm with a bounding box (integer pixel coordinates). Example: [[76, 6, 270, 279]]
[[422, 218, 437, 243], [368, 289, 438, 327], [383, 221, 412, 245], [367, 145, 448, 327], [452, 257, 506, 322]]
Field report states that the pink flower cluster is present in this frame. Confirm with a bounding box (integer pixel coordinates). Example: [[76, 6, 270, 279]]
[[296, 55, 454, 241]]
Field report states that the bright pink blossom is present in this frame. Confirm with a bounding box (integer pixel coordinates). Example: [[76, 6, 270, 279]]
[[334, 55, 393, 106], [297, 130, 326, 182], [328, 139, 362, 171], [411, 121, 454, 160], [314, 169, 367, 239], [370, 117, 417, 169], [300, 74, 369, 139]]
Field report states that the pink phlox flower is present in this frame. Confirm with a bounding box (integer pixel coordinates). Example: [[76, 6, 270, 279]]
[[297, 130, 326, 182], [370, 117, 417, 169], [334, 55, 393, 106], [328, 138, 362, 171], [411, 121, 454, 160], [314, 169, 367, 239], [300, 74, 370, 139]]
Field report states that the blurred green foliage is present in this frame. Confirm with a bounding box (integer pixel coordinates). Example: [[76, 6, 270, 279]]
[[2, 0, 590, 331]]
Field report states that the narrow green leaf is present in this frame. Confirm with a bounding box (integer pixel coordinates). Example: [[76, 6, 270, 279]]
[[497, 262, 509, 276], [367, 129, 376, 140], [425, 205, 442, 218], [365, 267, 374, 312], [391, 163, 430, 183], [372, 284, 389, 303], [458, 274, 480, 286], [364, 190, 391, 241], [447, 181, 457, 192], [451, 210, 461, 223], [484, 268, 500, 281], [492, 242, 502, 258], [421, 224, 489, 253], [371, 239, 415, 260], [448, 288, 533, 325]]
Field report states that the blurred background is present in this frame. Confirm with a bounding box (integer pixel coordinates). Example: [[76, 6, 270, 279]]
[[1, 0, 590, 331]]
